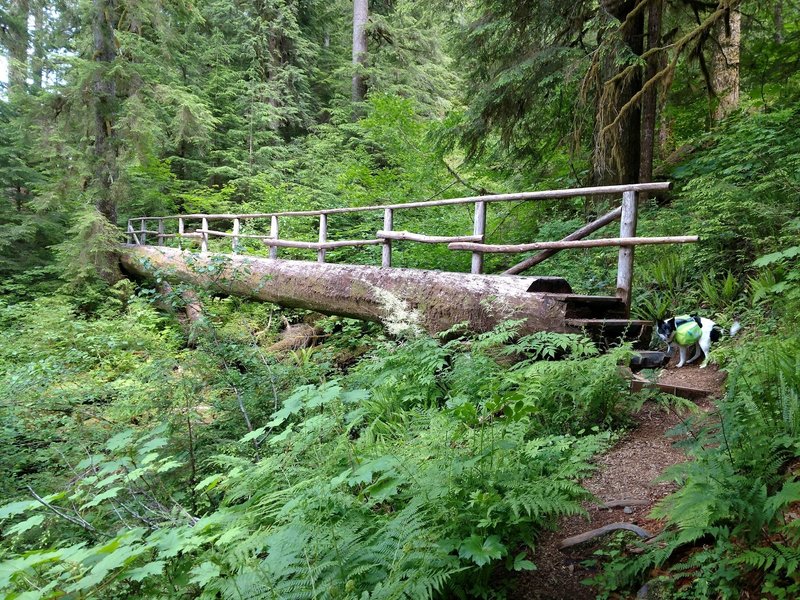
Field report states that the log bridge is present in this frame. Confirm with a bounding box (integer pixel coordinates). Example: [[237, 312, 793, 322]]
[[120, 182, 695, 346]]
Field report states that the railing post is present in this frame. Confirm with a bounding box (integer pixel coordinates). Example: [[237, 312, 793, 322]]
[[127, 221, 140, 245], [317, 213, 327, 263], [232, 218, 240, 254], [178, 217, 184, 250], [140, 218, 147, 245], [157, 219, 164, 246], [471, 201, 487, 274], [201, 217, 208, 254], [616, 189, 638, 314], [382, 208, 393, 267], [269, 216, 279, 259]]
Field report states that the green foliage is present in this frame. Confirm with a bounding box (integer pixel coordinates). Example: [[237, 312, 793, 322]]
[[0, 313, 636, 598], [669, 105, 800, 273]]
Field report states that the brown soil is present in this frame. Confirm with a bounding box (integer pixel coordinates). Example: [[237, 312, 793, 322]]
[[509, 363, 725, 599]]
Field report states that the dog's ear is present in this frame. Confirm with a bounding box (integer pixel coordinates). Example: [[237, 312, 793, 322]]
[[668, 317, 675, 328]]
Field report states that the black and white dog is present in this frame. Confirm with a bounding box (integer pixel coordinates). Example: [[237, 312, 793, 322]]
[[656, 315, 741, 368]]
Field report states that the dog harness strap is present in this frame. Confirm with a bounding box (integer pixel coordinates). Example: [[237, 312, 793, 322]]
[[674, 315, 702, 346]]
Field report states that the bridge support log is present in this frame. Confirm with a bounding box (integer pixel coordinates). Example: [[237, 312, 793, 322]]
[[119, 245, 573, 336]]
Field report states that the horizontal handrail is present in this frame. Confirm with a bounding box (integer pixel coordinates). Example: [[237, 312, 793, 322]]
[[131, 182, 671, 221], [376, 230, 483, 244], [448, 235, 700, 253]]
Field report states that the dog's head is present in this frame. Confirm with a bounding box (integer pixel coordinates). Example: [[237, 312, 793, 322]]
[[656, 317, 676, 343]]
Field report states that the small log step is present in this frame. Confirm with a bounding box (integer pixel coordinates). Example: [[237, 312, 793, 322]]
[[551, 294, 628, 319], [524, 277, 573, 294], [629, 351, 670, 371], [566, 319, 653, 349], [566, 318, 652, 327], [630, 375, 716, 400]]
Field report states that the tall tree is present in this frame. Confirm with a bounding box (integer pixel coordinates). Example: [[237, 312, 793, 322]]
[[592, 0, 644, 185], [710, 3, 741, 121], [352, 0, 368, 104], [4, 0, 29, 94], [90, 0, 119, 223], [640, 0, 664, 191]]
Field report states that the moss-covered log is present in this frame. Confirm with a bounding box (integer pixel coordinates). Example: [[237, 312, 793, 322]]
[[119, 245, 580, 336]]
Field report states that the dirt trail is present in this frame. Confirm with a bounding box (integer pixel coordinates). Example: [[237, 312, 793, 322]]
[[511, 360, 726, 599]]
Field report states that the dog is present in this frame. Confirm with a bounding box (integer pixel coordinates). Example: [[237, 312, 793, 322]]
[[656, 315, 741, 368]]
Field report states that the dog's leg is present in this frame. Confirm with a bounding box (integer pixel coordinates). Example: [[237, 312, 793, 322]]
[[686, 344, 703, 364], [698, 336, 713, 369], [676, 345, 687, 368]]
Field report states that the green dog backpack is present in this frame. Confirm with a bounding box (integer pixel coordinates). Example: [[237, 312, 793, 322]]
[[674, 315, 702, 346]]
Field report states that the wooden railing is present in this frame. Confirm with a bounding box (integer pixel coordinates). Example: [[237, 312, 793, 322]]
[[126, 182, 696, 308]]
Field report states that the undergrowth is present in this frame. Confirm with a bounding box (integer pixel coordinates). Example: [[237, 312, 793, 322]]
[[0, 304, 639, 599]]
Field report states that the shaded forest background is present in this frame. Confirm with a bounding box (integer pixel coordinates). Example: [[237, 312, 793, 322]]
[[2, 0, 800, 598]]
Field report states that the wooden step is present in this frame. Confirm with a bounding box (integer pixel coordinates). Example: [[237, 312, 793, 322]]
[[629, 350, 670, 371], [524, 277, 573, 294], [552, 294, 628, 319], [566, 318, 653, 350]]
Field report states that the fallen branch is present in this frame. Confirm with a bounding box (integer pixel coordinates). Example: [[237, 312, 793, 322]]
[[600, 499, 651, 509], [559, 522, 653, 550], [27, 485, 105, 536]]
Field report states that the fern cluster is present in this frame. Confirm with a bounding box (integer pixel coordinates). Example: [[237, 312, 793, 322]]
[[0, 320, 636, 598]]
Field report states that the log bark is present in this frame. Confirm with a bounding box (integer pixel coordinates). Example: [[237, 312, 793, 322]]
[[710, 4, 741, 121], [119, 245, 575, 336]]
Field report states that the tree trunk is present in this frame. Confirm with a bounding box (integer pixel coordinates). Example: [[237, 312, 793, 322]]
[[773, 0, 783, 44], [710, 5, 741, 122], [92, 0, 120, 223], [639, 0, 663, 198], [119, 245, 575, 337], [593, 0, 644, 186], [31, 1, 45, 90], [7, 0, 29, 95], [352, 0, 368, 105]]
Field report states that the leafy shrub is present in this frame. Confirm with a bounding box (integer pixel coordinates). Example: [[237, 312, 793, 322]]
[[0, 321, 636, 599]]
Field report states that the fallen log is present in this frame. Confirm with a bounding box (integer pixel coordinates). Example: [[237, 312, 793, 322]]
[[119, 245, 578, 336]]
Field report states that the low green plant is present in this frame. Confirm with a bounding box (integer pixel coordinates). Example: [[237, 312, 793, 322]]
[[0, 320, 636, 599]]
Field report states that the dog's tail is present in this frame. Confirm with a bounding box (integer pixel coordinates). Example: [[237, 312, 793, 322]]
[[729, 320, 742, 337], [711, 320, 741, 342]]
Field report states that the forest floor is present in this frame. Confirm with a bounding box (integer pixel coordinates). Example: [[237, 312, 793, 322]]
[[511, 359, 727, 599]]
